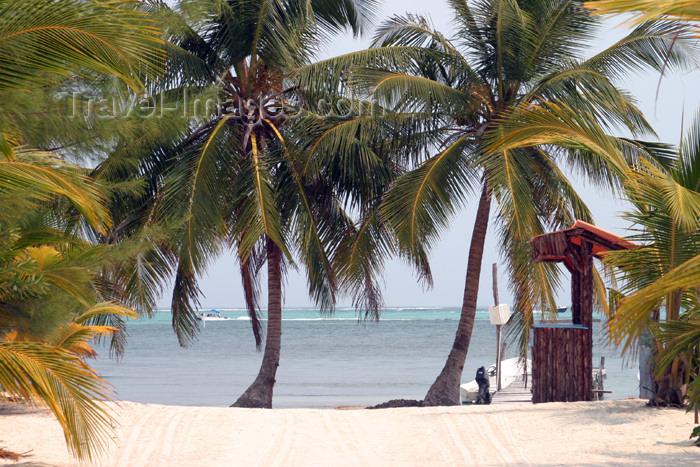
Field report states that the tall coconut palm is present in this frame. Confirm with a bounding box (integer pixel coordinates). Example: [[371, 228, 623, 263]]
[[295, 0, 697, 405], [152, 0, 379, 408]]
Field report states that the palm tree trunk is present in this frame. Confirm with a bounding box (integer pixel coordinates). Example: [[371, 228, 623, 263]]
[[232, 238, 282, 408], [424, 178, 491, 406]]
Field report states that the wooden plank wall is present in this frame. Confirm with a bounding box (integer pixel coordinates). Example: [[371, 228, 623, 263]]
[[532, 326, 593, 403]]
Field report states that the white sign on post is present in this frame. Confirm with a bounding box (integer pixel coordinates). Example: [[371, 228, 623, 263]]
[[488, 303, 511, 325]]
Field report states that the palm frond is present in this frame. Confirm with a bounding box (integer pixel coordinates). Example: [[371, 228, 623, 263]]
[[334, 210, 393, 320], [371, 13, 464, 60], [583, 21, 700, 80], [170, 259, 201, 346], [0, 342, 114, 460], [50, 302, 136, 358], [239, 246, 264, 349], [524, 64, 655, 136], [485, 101, 630, 175], [292, 45, 474, 97], [609, 254, 700, 351], [275, 139, 338, 313], [364, 70, 476, 113], [310, 0, 380, 37], [654, 318, 700, 378], [0, 0, 165, 93], [0, 148, 111, 233], [381, 135, 479, 257], [678, 108, 700, 192], [232, 135, 288, 260]]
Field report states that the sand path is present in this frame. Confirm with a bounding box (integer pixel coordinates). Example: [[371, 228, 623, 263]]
[[0, 399, 696, 466]]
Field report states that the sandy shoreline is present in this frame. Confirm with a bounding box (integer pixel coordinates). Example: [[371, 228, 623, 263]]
[[1, 399, 696, 466]]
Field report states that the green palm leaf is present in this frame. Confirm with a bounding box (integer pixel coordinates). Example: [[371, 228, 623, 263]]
[[277, 143, 338, 311], [0, 0, 165, 93], [381, 135, 478, 257], [485, 101, 630, 174], [606, 110, 700, 352], [231, 136, 288, 260], [0, 148, 111, 233], [583, 21, 699, 80], [611, 254, 700, 348]]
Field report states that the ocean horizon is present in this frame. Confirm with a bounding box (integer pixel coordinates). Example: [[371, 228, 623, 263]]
[[92, 306, 640, 408]]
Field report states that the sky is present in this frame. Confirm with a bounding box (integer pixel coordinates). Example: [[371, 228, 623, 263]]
[[158, 0, 700, 311]]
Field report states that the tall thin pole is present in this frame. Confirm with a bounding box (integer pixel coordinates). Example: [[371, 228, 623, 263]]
[[492, 263, 503, 391]]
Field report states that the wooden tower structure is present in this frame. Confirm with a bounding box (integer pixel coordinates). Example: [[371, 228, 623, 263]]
[[529, 220, 635, 403]]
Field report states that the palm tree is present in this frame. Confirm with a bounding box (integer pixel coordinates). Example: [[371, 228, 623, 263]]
[[0, 0, 166, 458], [604, 111, 700, 404], [296, 0, 696, 405], [0, 146, 138, 460], [585, 0, 700, 303], [151, 0, 379, 408], [613, 255, 700, 318]]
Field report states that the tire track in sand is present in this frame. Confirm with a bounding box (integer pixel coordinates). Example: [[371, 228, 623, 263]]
[[254, 411, 297, 467], [150, 406, 193, 463], [472, 411, 519, 464], [436, 410, 477, 464], [114, 404, 160, 465], [334, 410, 387, 467], [119, 405, 184, 466], [440, 408, 531, 465], [321, 410, 385, 467], [493, 412, 534, 465]]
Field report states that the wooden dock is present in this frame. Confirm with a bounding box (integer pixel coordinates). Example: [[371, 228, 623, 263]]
[[491, 374, 533, 404]]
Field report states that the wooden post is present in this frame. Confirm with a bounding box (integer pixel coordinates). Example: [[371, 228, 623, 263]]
[[496, 325, 502, 391], [492, 263, 499, 305], [571, 269, 581, 325], [492, 263, 503, 391], [580, 241, 594, 399], [595, 356, 606, 400]]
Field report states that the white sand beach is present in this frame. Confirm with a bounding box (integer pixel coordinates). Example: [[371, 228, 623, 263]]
[[0, 399, 697, 466]]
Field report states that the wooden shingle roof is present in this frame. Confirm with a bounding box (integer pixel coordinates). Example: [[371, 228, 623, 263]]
[[530, 220, 636, 270]]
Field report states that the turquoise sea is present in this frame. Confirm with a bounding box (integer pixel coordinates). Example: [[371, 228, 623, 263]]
[[92, 307, 640, 408]]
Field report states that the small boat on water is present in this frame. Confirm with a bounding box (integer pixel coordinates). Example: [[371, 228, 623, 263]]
[[195, 309, 231, 327], [533, 306, 568, 316], [460, 357, 530, 404]]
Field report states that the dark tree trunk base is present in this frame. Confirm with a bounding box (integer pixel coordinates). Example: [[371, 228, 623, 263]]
[[424, 392, 460, 407], [231, 376, 274, 408], [647, 376, 687, 408], [424, 369, 462, 406]]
